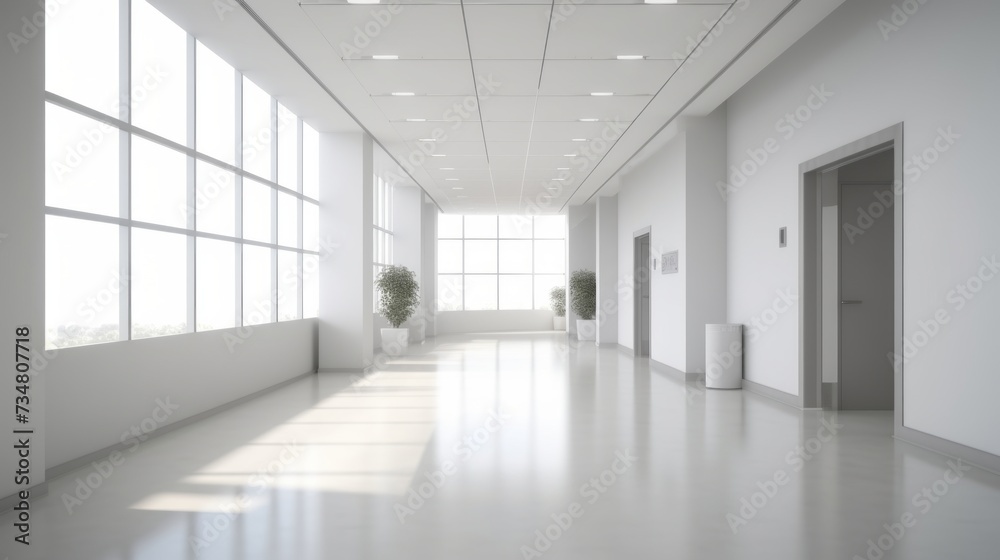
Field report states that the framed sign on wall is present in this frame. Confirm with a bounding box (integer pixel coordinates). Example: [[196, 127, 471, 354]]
[[662, 250, 678, 274]]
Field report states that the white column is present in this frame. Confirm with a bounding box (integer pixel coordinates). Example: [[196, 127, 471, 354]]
[[596, 196, 619, 346], [0, 0, 47, 504], [566, 204, 596, 336], [391, 184, 424, 342], [318, 132, 374, 371]]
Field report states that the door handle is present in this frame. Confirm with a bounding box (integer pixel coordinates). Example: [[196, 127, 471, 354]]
[[840, 300, 863, 305]]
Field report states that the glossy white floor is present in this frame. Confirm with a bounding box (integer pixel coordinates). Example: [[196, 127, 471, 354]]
[[3, 332, 999, 559]]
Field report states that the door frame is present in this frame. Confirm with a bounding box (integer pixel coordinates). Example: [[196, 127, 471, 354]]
[[798, 123, 903, 430], [633, 226, 651, 357]]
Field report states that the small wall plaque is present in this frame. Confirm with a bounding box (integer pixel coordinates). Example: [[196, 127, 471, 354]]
[[662, 250, 678, 274]]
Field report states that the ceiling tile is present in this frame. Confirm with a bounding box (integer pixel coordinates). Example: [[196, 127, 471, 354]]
[[391, 120, 484, 143], [483, 121, 534, 142], [464, 5, 551, 59], [533, 95, 650, 122], [345, 60, 474, 95], [302, 5, 469, 60], [479, 96, 537, 122], [474, 60, 542, 96], [545, 4, 729, 60], [539, 60, 678, 96]]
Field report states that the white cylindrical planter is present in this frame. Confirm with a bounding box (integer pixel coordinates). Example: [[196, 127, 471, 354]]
[[553, 316, 566, 331], [576, 319, 596, 341], [705, 324, 743, 389]]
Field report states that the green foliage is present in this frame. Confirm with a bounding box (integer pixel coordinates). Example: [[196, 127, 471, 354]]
[[569, 269, 596, 321], [550, 286, 566, 317], [375, 265, 421, 328]]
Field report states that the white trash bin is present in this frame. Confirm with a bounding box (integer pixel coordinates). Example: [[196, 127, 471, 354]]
[[705, 324, 743, 389]]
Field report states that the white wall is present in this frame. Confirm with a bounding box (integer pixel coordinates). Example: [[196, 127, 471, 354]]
[[821, 170, 839, 383], [567, 204, 596, 336], [726, 0, 1000, 455], [421, 199, 438, 338], [617, 133, 688, 369], [46, 321, 316, 468], [1, 0, 46, 500], [436, 311, 555, 335]]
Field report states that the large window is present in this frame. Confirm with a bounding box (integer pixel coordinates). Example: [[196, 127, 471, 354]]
[[44, 0, 320, 349], [437, 215, 566, 311]]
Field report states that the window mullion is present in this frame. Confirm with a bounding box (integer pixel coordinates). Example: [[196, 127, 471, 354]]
[[119, 0, 132, 342], [234, 70, 244, 327], [186, 32, 197, 333]]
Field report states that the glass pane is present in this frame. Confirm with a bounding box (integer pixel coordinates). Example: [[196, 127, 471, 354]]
[[277, 104, 298, 189], [242, 77, 272, 179], [45, 216, 121, 349], [132, 0, 187, 145], [196, 238, 235, 331], [303, 254, 319, 318], [132, 229, 189, 339], [499, 275, 532, 310], [438, 214, 463, 238], [195, 161, 236, 236], [534, 240, 565, 273], [464, 240, 497, 273], [278, 251, 301, 321], [277, 192, 298, 248], [303, 124, 319, 200], [438, 240, 462, 273], [499, 215, 532, 238], [464, 276, 498, 310], [464, 215, 497, 238], [499, 240, 532, 273], [45, 103, 120, 217], [534, 275, 565, 311], [46, 0, 119, 116], [243, 245, 273, 326], [132, 136, 187, 228], [243, 179, 272, 243], [196, 42, 236, 164], [534, 215, 566, 239], [303, 202, 319, 252], [437, 275, 463, 311]]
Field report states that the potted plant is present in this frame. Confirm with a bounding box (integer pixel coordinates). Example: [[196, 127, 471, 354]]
[[570, 269, 597, 341], [550, 286, 566, 331], [374, 265, 420, 355]]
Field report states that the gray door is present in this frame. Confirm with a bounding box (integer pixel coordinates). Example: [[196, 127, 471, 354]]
[[839, 184, 894, 410], [635, 234, 651, 357]]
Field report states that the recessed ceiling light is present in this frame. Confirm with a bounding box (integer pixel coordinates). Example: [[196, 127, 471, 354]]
[[445, 178, 459, 181], [616, 55, 645, 60], [431, 154, 446, 157], [579, 118, 599, 122], [405, 118, 426, 122], [572, 138, 587, 142], [418, 138, 437, 142], [391, 92, 415, 96], [551, 178, 566, 181], [591, 92, 614, 96], [347, 0, 380, 4], [644, 0, 677, 3], [557, 167, 570, 170], [372, 55, 398, 60], [564, 154, 577, 157], [452, 187, 464, 190]]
